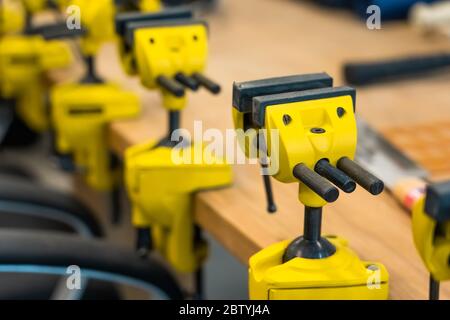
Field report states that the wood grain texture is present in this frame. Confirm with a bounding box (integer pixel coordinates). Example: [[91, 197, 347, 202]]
[[383, 121, 450, 180], [97, 0, 450, 299]]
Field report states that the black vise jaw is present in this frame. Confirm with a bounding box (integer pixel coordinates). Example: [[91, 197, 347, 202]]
[[425, 181, 450, 223], [252, 86, 356, 127], [115, 7, 193, 38], [232, 73, 333, 114], [232, 73, 333, 128]]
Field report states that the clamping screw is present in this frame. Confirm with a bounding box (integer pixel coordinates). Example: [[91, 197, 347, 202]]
[[283, 114, 292, 125], [337, 107, 346, 118], [311, 128, 326, 134], [366, 264, 379, 272]]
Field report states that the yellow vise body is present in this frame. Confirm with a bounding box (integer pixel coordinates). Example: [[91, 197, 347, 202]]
[[265, 94, 357, 208], [51, 83, 140, 191], [0, 0, 26, 35], [249, 237, 389, 300], [412, 195, 450, 282], [125, 140, 233, 273], [66, 0, 162, 59], [139, 0, 162, 12], [133, 22, 208, 95], [63, 0, 116, 56], [0, 35, 72, 131], [21, 0, 49, 13], [116, 9, 194, 76]]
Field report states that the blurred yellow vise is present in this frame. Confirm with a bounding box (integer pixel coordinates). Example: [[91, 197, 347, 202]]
[[51, 83, 139, 191], [61, 0, 161, 57], [233, 73, 388, 300], [413, 182, 450, 283], [115, 8, 193, 76], [0, 0, 26, 34], [61, 0, 116, 56], [118, 9, 220, 108], [0, 0, 67, 35], [125, 141, 232, 273], [0, 34, 72, 131], [119, 10, 231, 273]]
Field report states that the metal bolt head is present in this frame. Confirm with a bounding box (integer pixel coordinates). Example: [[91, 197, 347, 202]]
[[311, 127, 326, 134], [282, 114, 292, 125], [337, 107, 346, 118]]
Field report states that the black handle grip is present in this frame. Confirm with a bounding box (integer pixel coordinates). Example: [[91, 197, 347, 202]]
[[156, 75, 185, 97], [315, 159, 356, 193], [175, 73, 200, 91], [293, 164, 339, 203], [337, 157, 384, 195], [344, 53, 450, 86], [193, 73, 221, 94]]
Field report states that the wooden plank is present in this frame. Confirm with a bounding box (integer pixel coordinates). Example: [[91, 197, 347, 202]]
[[99, 0, 450, 299]]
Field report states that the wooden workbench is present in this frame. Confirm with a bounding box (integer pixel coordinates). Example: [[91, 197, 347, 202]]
[[95, 0, 450, 299]]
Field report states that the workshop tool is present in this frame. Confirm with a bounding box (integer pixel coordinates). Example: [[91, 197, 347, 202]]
[[50, 0, 141, 224], [0, 0, 26, 35], [60, 0, 117, 58], [410, 1, 450, 37], [0, 0, 81, 142], [117, 0, 162, 12], [61, 0, 163, 56], [233, 73, 389, 300], [344, 53, 450, 86], [117, 10, 232, 298], [412, 181, 450, 300], [115, 8, 192, 75], [0, 24, 78, 133]]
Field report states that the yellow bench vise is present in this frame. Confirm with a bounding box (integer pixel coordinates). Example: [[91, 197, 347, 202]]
[[60, 0, 162, 57], [115, 8, 193, 76], [0, 0, 26, 35], [118, 11, 231, 287], [0, 27, 76, 132], [61, 0, 116, 57], [51, 82, 139, 191], [50, 1, 164, 223], [233, 73, 389, 300], [412, 181, 450, 300], [125, 140, 232, 274], [119, 9, 221, 108], [116, 0, 162, 13]]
